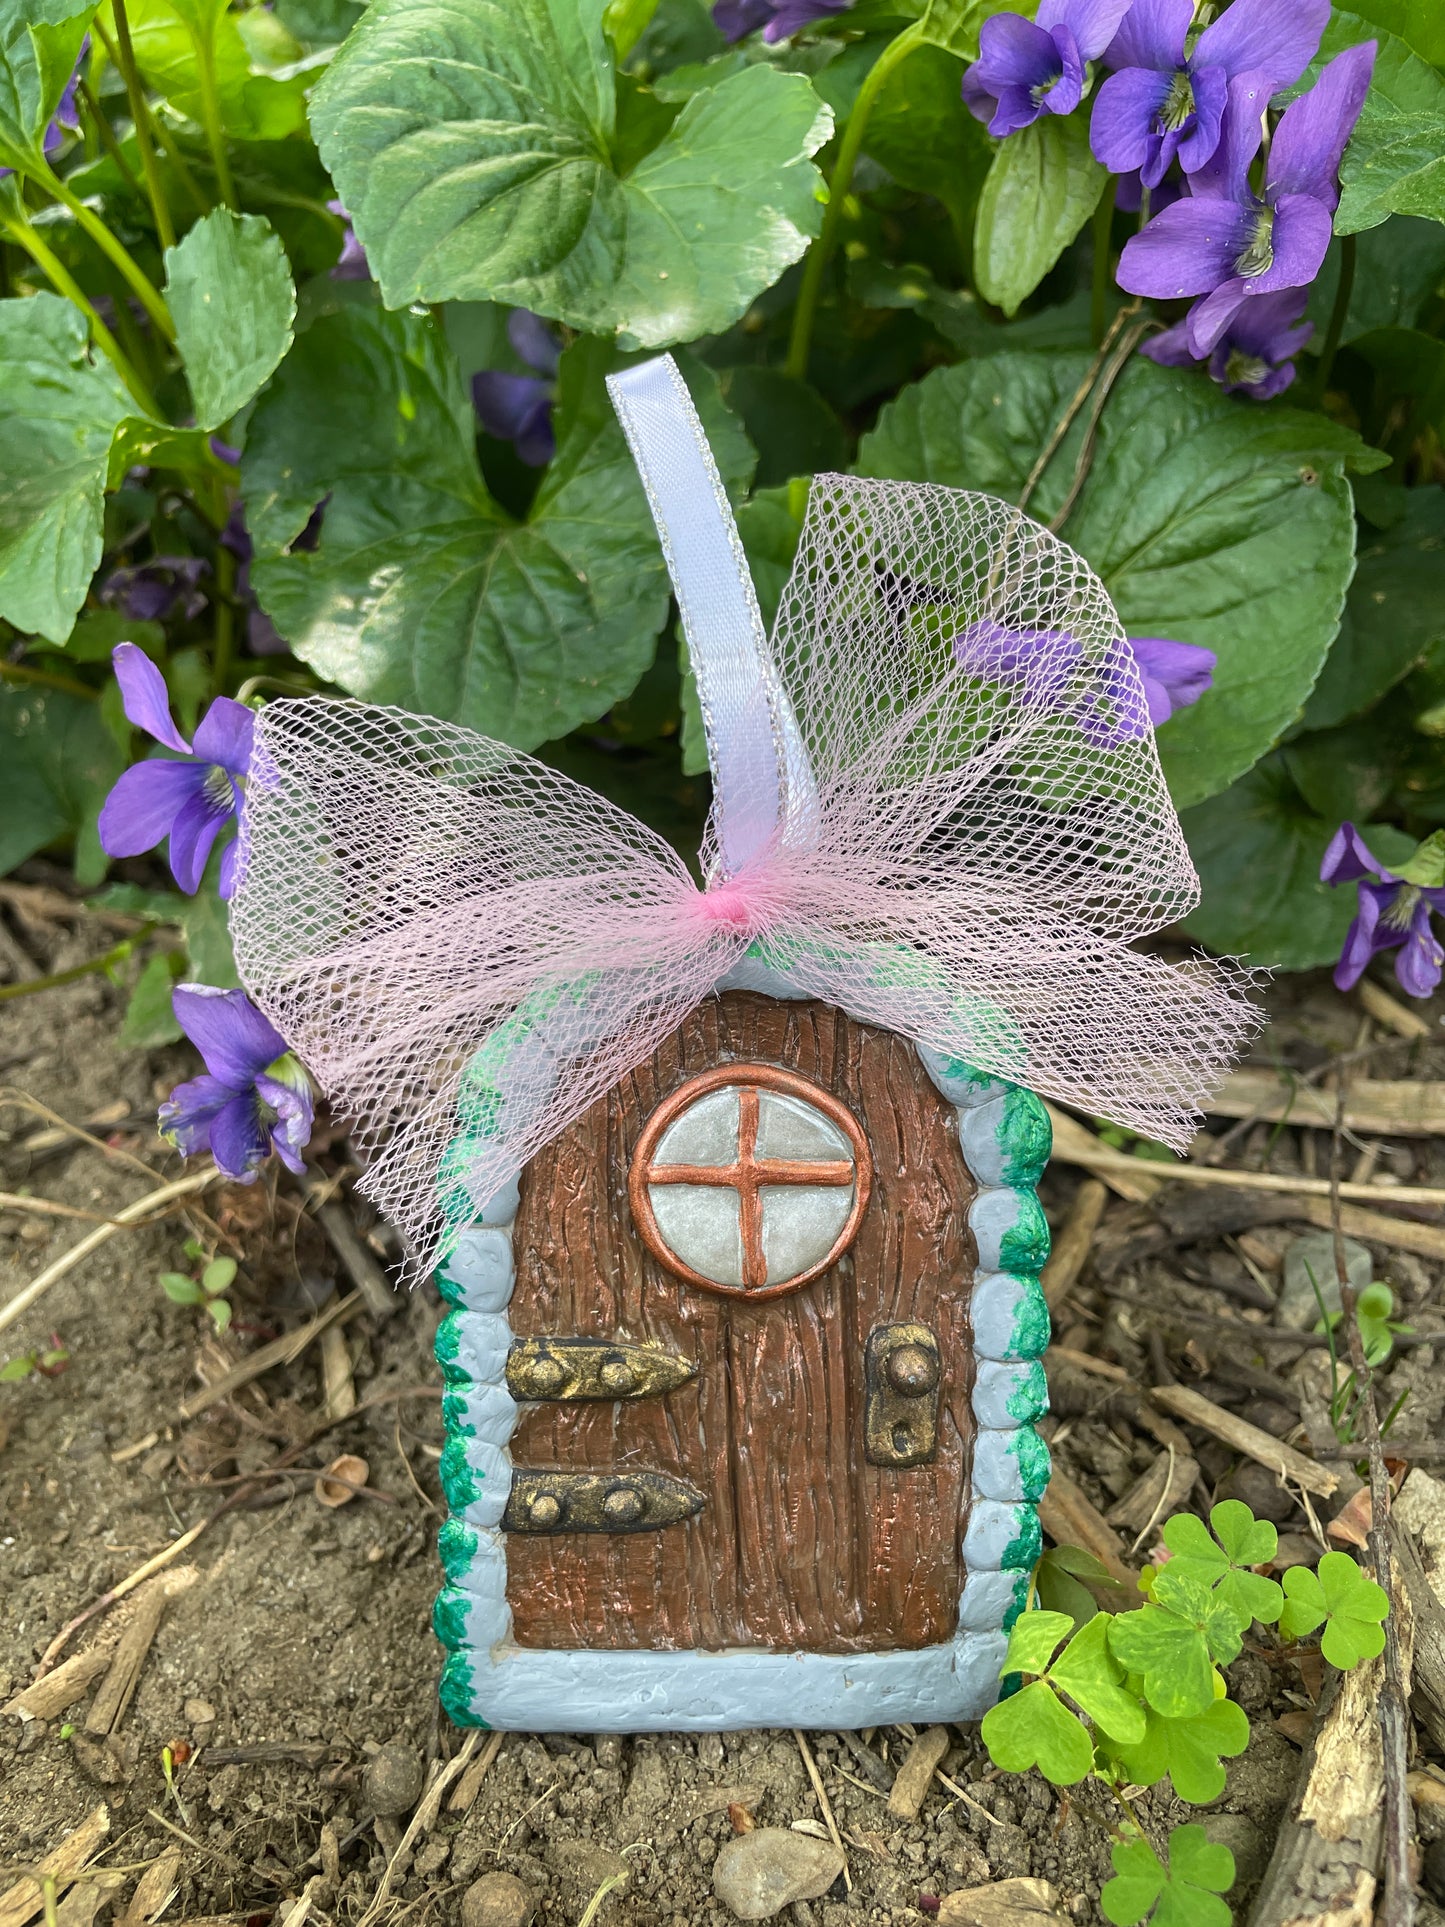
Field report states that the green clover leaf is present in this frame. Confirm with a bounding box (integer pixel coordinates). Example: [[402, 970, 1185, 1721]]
[[1109, 1568, 1243, 1719], [1000, 1608, 1075, 1678], [1051, 1612, 1148, 1746], [981, 1678, 1096, 1785], [1162, 1501, 1284, 1628], [1208, 1499, 1279, 1570], [1107, 1692, 1251, 1805], [982, 1608, 1146, 1783], [1103, 1825, 1235, 1927], [1279, 1552, 1390, 1669]]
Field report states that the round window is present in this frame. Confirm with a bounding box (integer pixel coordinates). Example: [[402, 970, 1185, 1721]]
[[628, 1064, 872, 1300]]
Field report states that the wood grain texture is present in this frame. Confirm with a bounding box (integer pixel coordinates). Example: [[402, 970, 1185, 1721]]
[[506, 991, 978, 1654]]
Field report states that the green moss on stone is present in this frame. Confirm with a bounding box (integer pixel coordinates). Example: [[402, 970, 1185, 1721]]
[[1007, 1274, 1051, 1361], [441, 1390, 475, 1438], [1009, 1423, 1052, 1502], [999, 1191, 1051, 1274], [432, 1585, 471, 1651], [999, 1569, 1032, 1633], [433, 1310, 469, 1386], [438, 1651, 488, 1728], [999, 1503, 1043, 1571], [437, 1133, 484, 1229], [1005, 1360, 1050, 1424], [437, 1515, 479, 1584], [996, 1088, 1051, 1188], [439, 1436, 481, 1510], [934, 1051, 1005, 1096], [434, 1267, 466, 1309]]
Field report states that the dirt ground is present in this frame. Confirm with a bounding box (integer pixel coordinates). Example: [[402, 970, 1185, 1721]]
[[2, 873, 1443, 1926]]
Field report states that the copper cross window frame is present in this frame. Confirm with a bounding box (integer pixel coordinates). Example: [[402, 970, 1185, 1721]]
[[628, 1062, 873, 1301]]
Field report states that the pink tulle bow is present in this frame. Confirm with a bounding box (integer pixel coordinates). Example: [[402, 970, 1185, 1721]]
[[229, 475, 1258, 1281]]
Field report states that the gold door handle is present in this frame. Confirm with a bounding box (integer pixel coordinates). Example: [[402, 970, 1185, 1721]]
[[505, 1335, 696, 1402], [503, 1470, 706, 1535], [864, 1322, 941, 1468]]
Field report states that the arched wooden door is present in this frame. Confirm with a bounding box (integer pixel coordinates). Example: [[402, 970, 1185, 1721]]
[[504, 990, 978, 1654]]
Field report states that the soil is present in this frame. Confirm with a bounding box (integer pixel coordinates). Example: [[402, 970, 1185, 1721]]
[[2, 878, 1442, 1927]]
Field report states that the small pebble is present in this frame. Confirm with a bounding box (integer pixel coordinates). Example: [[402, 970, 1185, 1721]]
[[1226, 1459, 1299, 1525], [1278, 1232, 1370, 1331], [363, 1741, 424, 1817], [184, 1697, 216, 1725], [713, 1828, 845, 1921], [461, 1873, 534, 1927], [1272, 1531, 1323, 1570], [1199, 1813, 1268, 1887]]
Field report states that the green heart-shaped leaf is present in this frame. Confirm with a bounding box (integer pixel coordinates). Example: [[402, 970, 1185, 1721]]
[[310, 0, 832, 346], [243, 308, 753, 749], [1103, 1826, 1235, 1927], [1280, 1552, 1390, 1669], [980, 1677, 1095, 1785], [1162, 1501, 1284, 1628], [1108, 1695, 1250, 1806], [165, 209, 296, 431], [1000, 1607, 1075, 1678], [0, 0, 94, 174], [1108, 1569, 1243, 1720], [1051, 1611, 1148, 1746], [0, 292, 135, 643]]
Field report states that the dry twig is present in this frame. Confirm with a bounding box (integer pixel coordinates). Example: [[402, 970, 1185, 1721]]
[[1327, 1085, 1415, 1927], [1148, 1386, 1339, 1499], [793, 1731, 850, 1891], [0, 1168, 219, 1337], [1040, 1179, 1107, 1310]]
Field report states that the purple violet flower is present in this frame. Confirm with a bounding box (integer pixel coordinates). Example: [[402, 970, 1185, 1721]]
[[713, 0, 852, 40], [472, 310, 564, 468], [1143, 284, 1313, 397], [1126, 634, 1217, 723], [326, 200, 371, 281], [1117, 45, 1376, 354], [962, 0, 1134, 139], [1091, 0, 1328, 190], [160, 986, 314, 1181], [97, 643, 253, 897], [952, 620, 1213, 740], [101, 554, 210, 625], [1321, 825, 1445, 999]]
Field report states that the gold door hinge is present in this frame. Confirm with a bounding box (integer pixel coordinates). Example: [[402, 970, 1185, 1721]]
[[505, 1336, 696, 1402], [864, 1322, 941, 1468], [503, 1469, 706, 1535]]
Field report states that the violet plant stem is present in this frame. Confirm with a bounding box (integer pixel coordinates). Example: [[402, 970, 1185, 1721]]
[[1314, 233, 1355, 400], [104, 0, 176, 250], [784, 20, 926, 384], [37, 162, 175, 343], [0, 659, 100, 701], [191, 28, 236, 210], [1089, 185, 1113, 348]]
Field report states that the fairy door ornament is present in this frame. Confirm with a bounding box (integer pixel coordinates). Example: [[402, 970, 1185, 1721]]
[[228, 356, 1254, 1733]]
